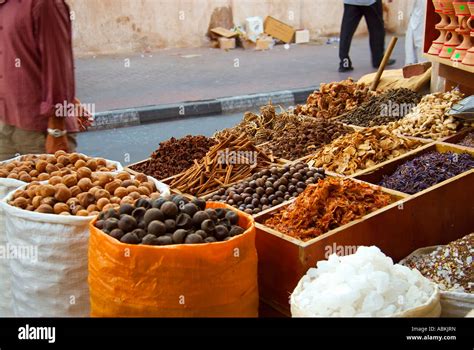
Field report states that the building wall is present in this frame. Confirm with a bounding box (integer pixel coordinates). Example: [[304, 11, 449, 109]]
[[68, 0, 413, 56]]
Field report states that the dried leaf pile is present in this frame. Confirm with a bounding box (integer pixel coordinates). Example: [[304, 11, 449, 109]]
[[169, 133, 274, 196], [265, 178, 392, 241], [388, 90, 471, 140], [458, 131, 474, 148], [130, 135, 217, 179], [214, 104, 308, 145], [294, 79, 373, 119], [307, 126, 423, 175], [338, 88, 420, 127]]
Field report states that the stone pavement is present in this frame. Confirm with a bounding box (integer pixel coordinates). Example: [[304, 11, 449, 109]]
[[75, 35, 406, 114]]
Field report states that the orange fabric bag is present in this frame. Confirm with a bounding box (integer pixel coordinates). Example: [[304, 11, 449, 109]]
[[88, 202, 258, 317]]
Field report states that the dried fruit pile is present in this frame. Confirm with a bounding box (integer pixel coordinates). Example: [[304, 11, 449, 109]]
[[403, 233, 474, 293], [0, 151, 116, 182], [9, 171, 161, 216], [211, 163, 325, 215], [307, 126, 423, 175], [214, 104, 309, 145], [458, 131, 474, 148], [295, 79, 373, 119], [129, 135, 217, 179], [379, 151, 474, 194], [169, 134, 274, 196], [263, 118, 353, 160], [388, 90, 470, 140], [95, 195, 246, 245], [265, 178, 392, 241], [338, 88, 420, 127]]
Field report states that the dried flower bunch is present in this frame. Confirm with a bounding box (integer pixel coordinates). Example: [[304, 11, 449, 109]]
[[265, 178, 392, 241], [307, 126, 423, 175]]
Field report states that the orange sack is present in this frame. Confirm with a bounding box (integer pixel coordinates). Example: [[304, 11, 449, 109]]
[[88, 202, 258, 317]]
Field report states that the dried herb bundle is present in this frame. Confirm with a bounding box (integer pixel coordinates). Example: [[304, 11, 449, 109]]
[[130, 135, 217, 179], [265, 178, 392, 241], [339, 88, 420, 127], [169, 133, 274, 196], [379, 151, 474, 194], [307, 126, 423, 175], [295, 79, 373, 119], [388, 90, 470, 140]]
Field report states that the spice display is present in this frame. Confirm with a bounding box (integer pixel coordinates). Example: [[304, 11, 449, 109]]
[[129, 135, 217, 179], [95, 194, 246, 245], [265, 178, 392, 241], [294, 79, 373, 119], [457, 132, 474, 148], [263, 118, 353, 160], [379, 151, 474, 194], [291, 246, 436, 317], [214, 104, 310, 145], [210, 163, 325, 215], [9, 171, 161, 216], [307, 126, 423, 175], [169, 134, 274, 196], [338, 88, 420, 127], [402, 233, 473, 293], [388, 90, 469, 140], [0, 151, 117, 182]]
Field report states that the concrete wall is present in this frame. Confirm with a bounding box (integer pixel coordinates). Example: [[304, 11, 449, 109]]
[[68, 0, 413, 56]]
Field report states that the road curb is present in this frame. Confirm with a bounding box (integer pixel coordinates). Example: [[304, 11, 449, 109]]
[[89, 86, 318, 131]]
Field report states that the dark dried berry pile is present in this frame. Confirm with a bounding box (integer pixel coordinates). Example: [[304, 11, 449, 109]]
[[339, 88, 421, 127], [95, 195, 245, 245], [379, 151, 474, 194], [130, 135, 217, 179], [211, 163, 325, 215]]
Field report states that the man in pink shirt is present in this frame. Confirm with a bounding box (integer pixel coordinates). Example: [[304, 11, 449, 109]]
[[0, 0, 78, 161]]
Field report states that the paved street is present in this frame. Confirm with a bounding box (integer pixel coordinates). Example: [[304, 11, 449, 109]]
[[77, 111, 247, 164], [76, 36, 406, 112]]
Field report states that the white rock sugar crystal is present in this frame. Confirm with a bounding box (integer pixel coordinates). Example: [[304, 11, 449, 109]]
[[292, 246, 435, 317]]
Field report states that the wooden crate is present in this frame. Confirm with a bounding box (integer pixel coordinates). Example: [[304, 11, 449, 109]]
[[354, 142, 474, 191], [253, 182, 410, 316], [441, 128, 474, 149]]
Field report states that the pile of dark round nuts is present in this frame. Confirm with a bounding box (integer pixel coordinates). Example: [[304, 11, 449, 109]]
[[211, 163, 326, 214], [95, 195, 245, 245]]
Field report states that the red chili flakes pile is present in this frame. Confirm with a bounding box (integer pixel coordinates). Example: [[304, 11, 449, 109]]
[[265, 178, 392, 241]]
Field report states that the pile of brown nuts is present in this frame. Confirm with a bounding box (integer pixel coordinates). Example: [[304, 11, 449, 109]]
[[95, 195, 246, 245], [9, 171, 161, 216], [295, 79, 373, 119], [210, 163, 326, 215], [0, 151, 117, 182], [129, 135, 217, 180]]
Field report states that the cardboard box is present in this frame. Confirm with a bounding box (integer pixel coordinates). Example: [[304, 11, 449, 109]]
[[264, 16, 295, 43], [218, 37, 236, 50], [239, 38, 256, 50], [256, 36, 274, 51], [210, 27, 238, 38], [294, 29, 310, 44]]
